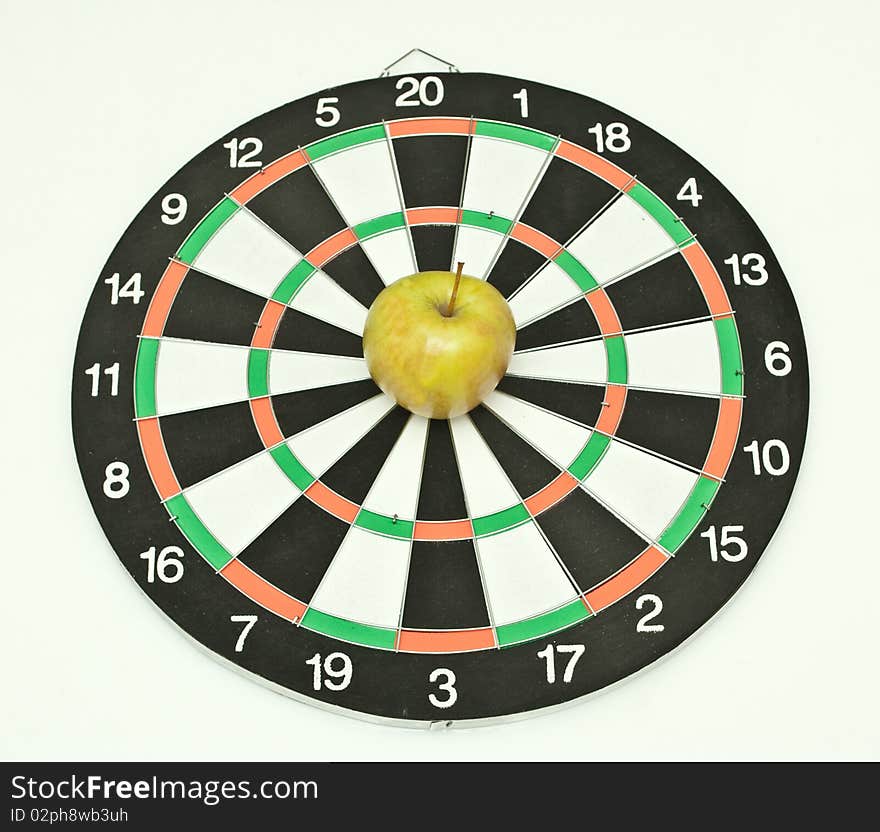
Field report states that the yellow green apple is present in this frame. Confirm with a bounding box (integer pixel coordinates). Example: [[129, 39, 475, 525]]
[[363, 270, 516, 419]]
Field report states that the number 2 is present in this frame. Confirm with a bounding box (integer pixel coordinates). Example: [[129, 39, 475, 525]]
[[635, 594, 664, 632]]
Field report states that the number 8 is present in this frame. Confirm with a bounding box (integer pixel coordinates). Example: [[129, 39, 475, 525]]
[[103, 461, 130, 499]]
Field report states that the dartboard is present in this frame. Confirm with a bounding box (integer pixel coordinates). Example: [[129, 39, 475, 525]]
[[73, 70, 808, 725]]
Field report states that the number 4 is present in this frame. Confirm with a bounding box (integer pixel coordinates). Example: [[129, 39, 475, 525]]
[[676, 177, 702, 207]]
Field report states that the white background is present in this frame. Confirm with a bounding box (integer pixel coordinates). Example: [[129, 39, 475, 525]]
[[2, 0, 878, 761]]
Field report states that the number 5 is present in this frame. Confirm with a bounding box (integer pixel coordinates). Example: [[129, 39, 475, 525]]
[[315, 97, 340, 127]]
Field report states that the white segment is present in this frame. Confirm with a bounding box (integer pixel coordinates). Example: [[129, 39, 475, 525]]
[[155, 339, 248, 416], [508, 339, 607, 385], [311, 141, 400, 227], [566, 195, 673, 285], [362, 415, 429, 519], [360, 228, 416, 285], [268, 352, 370, 396], [585, 440, 698, 540], [625, 320, 722, 394], [508, 261, 582, 327], [452, 225, 503, 279], [449, 415, 521, 517], [309, 526, 410, 629], [483, 390, 591, 469], [477, 523, 578, 625], [288, 269, 368, 335], [185, 450, 299, 556], [287, 394, 395, 477], [193, 209, 300, 298], [462, 136, 548, 220]]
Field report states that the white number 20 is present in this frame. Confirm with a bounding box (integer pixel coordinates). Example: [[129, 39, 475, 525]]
[[395, 76, 444, 107]]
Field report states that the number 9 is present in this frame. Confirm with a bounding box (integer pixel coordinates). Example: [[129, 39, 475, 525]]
[[161, 193, 188, 225]]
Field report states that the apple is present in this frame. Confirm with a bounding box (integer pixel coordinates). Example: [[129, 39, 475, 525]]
[[363, 269, 516, 419]]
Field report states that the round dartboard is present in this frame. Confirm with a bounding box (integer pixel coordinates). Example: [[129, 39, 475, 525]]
[[73, 70, 808, 725]]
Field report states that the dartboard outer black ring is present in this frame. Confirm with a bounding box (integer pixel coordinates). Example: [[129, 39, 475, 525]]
[[72, 72, 809, 726]]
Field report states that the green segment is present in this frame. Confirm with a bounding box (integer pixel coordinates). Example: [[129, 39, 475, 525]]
[[568, 432, 611, 480], [475, 120, 556, 151], [165, 494, 232, 570], [554, 250, 598, 292], [658, 476, 721, 553], [301, 608, 396, 650], [134, 337, 159, 418], [353, 212, 406, 240], [354, 508, 414, 539], [715, 316, 744, 395], [460, 209, 512, 235], [272, 260, 315, 304], [177, 198, 238, 264], [497, 599, 591, 647], [604, 336, 628, 384], [472, 504, 530, 537], [307, 125, 386, 160], [627, 184, 692, 247], [269, 445, 315, 491], [247, 349, 269, 398]]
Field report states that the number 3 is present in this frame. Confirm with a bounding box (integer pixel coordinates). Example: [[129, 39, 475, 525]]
[[428, 668, 457, 708]]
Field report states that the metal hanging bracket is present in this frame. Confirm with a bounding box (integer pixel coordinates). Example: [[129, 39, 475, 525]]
[[380, 48, 460, 77]]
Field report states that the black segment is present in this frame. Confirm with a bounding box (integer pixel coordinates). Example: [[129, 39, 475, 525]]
[[273, 307, 364, 357], [497, 376, 605, 428], [469, 405, 560, 498], [411, 225, 455, 272], [247, 166, 345, 254], [488, 240, 550, 298], [321, 244, 386, 308], [402, 540, 490, 630], [164, 270, 267, 347], [417, 419, 467, 520], [520, 156, 616, 244], [514, 298, 600, 351], [616, 390, 720, 470], [160, 401, 263, 489], [238, 496, 350, 601], [272, 379, 380, 439], [321, 407, 410, 504], [536, 487, 648, 591], [393, 135, 468, 208], [605, 252, 710, 333]]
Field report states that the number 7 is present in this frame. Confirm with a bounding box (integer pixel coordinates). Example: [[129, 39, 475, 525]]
[[230, 615, 257, 652]]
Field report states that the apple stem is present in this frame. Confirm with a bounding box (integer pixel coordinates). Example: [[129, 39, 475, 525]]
[[447, 261, 464, 316]]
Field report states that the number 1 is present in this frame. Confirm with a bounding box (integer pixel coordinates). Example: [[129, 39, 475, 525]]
[[513, 88, 529, 118]]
